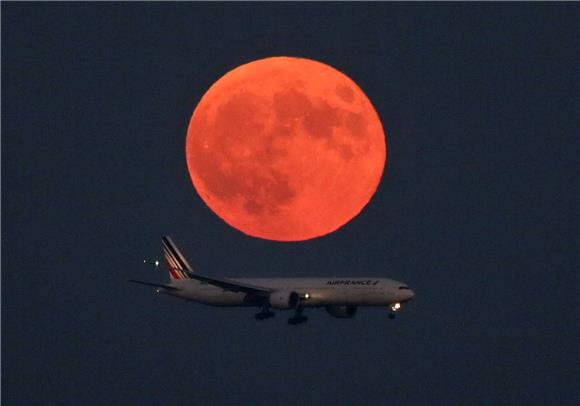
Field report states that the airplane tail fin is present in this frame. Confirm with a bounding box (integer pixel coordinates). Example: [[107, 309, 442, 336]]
[[162, 236, 194, 280]]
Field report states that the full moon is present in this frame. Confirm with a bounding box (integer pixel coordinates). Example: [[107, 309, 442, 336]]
[[186, 57, 386, 241]]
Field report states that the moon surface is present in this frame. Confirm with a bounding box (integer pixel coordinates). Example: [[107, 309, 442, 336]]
[[186, 57, 386, 241]]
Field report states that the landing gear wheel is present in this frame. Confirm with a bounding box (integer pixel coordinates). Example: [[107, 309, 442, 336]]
[[255, 310, 275, 320], [288, 307, 307, 325], [388, 313, 396, 320], [288, 316, 308, 325]]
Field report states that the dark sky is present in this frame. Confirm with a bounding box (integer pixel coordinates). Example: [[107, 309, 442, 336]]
[[2, 3, 577, 405]]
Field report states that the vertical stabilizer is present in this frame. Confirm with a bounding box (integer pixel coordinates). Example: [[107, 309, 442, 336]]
[[162, 236, 193, 280]]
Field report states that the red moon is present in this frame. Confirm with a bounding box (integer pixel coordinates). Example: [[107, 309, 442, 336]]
[[186, 57, 386, 241]]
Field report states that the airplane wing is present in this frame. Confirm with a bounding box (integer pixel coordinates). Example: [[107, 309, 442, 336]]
[[182, 270, 272, 296], [161, 235, 272, 297], [129, 280, 180, 291]]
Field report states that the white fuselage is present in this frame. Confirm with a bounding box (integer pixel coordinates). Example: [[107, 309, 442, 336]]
[[166, 277, 414, 308]]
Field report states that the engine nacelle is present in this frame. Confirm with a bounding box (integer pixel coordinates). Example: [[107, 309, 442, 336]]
[[325, 305, 357, 318], [269, 290, 300, 309]]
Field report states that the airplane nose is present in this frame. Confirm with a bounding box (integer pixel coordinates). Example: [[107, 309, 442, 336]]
[[403, 289, 415, 302]]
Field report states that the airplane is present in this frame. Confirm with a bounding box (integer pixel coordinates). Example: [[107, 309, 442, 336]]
[[130, 236, 415, 324]]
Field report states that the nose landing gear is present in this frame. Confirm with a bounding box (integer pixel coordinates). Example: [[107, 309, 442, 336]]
[[388, 302, 401, 319]]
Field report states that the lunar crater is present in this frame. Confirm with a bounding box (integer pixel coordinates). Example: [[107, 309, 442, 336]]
[[336, 84, 355, 103]]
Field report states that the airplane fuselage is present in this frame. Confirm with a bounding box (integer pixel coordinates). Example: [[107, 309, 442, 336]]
[[166, 277, 414, 308], [132, 237, 416, 323]]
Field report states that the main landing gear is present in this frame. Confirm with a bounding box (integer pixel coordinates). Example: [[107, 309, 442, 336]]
[[288, 307, 308, 325], [254, 307, 275, 320], [254, 306, 308, 324]]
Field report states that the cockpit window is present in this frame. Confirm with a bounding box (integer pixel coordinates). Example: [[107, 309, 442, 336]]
[[398, 286, 410, 290]]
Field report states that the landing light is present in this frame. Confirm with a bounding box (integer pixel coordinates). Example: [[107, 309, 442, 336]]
[[155, 260, 160, 267], [391, 302, 401, 311], [304, 293, 310, 299]]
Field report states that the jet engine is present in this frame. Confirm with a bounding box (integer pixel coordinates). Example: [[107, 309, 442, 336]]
[[269, 290, 300, 309], [325, 305, 357, 318]]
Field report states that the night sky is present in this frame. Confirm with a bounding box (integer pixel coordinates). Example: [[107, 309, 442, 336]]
[[2, 3, 577, 405]]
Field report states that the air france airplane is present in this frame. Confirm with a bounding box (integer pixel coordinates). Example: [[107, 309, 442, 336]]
[[131, 236, 415, 324]]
